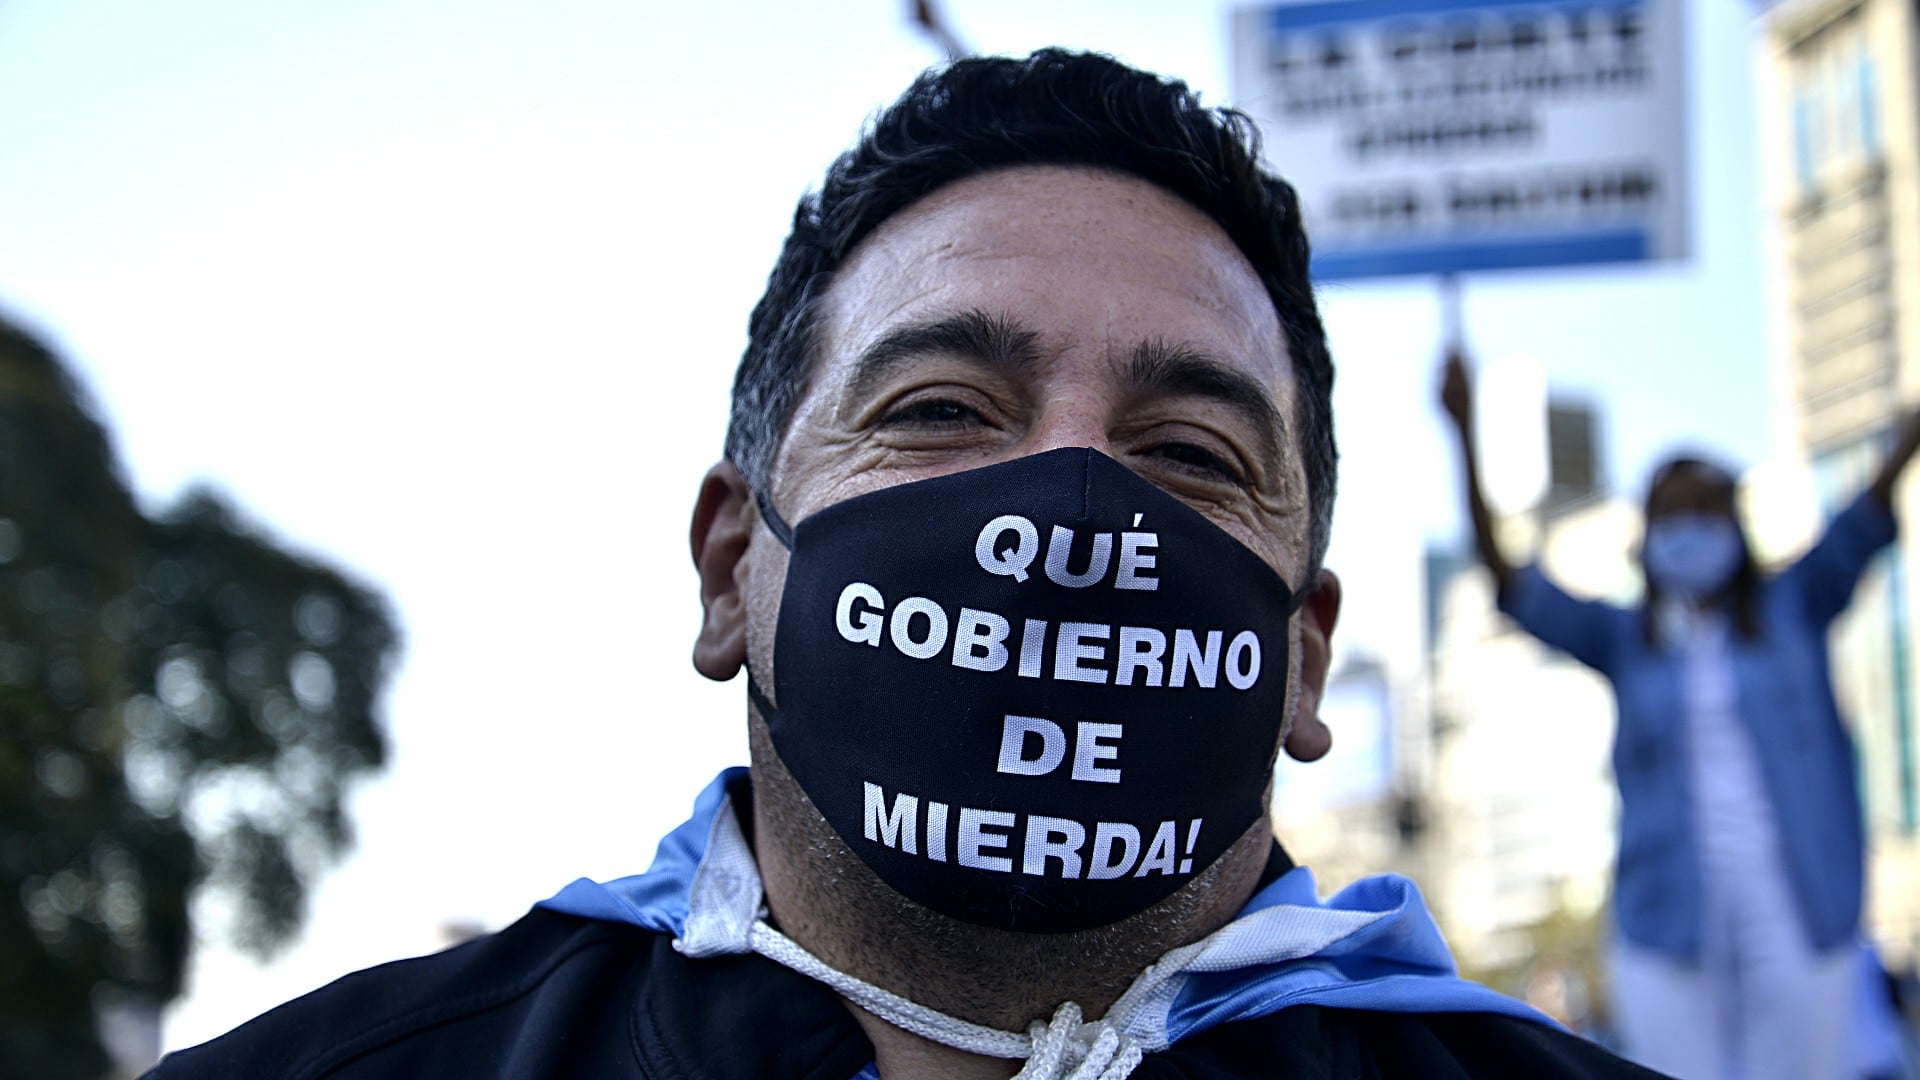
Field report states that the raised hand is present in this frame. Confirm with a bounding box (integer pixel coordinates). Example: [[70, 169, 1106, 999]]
[[1438, 348, 1473, 437]]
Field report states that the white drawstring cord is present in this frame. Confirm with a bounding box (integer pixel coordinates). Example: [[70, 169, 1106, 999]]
[[668, 790, 1437, 1077], [749, 920, 1147, 1079], [674, 795, 1313, 1079], [748, 921, 1032, 1059]]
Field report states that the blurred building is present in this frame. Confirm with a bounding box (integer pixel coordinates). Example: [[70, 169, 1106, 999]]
[[1269, 331, 1624, 1010], [1272, 652, 1422, 895], [1760, 0, 1920, 966], [1423, 397, 1622, 969]]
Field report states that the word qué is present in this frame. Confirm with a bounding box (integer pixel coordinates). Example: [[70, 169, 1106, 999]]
[[972, 515, 1159, 590]]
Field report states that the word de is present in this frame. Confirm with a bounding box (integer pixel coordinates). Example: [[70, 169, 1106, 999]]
[[996, 714, 1122, 784]]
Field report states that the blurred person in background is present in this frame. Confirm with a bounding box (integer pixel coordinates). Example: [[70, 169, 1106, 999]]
[[147, 52, 1665, 1079], [1440, 348, 1920, 1079]]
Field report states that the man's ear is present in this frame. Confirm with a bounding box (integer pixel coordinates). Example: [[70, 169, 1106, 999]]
[[690, 461, 754, 681], [1282, 568, 1342, 763]]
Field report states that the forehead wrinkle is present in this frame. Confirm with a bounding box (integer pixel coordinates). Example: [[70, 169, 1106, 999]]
[[839, 308, 1044, 414], [1123, 340, 1287, 473]]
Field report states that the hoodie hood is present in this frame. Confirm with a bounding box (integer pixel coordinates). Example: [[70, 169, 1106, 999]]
[[538, 768, 1553, 1053]]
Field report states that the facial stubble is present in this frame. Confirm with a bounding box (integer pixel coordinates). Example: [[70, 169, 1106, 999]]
[[746, 717, 1273, 1033]]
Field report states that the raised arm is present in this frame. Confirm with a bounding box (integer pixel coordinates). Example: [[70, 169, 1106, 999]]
[[1438, 349, 1515, 596], [1783, 402, 1920, 625], [1867, 404, 1920, 512]]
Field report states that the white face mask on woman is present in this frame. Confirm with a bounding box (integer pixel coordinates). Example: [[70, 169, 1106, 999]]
[[1642, 512, 1745, 601]]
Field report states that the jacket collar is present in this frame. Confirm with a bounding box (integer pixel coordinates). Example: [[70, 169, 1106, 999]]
[[539, 768, 1554, 1051]]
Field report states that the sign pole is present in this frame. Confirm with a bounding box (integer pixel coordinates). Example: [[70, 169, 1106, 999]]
[[1439, 272, 1464, 356]]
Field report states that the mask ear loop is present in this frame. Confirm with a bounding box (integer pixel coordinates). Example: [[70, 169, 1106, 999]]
[[753, 487, 795, 550], [745, 486, 794, 722], [745, 669, 779, 725], [1282, 571, 1313, 617]]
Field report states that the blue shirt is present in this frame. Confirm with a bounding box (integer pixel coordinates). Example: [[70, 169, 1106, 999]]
[[1500, 494, 1896, 960]]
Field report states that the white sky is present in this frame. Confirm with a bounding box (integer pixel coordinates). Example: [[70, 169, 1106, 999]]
[[0, 0, 1776, 1052]]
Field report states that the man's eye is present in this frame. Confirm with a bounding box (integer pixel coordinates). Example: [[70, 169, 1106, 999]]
[[1153, 441, 1244, 484], [880, 398, 983, 428]]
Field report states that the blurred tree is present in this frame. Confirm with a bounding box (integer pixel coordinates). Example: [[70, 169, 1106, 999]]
[[0, 316, 398, 1078]]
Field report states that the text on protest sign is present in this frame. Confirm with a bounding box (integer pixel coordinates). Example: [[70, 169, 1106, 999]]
[[1230, 0, 1690, 279]]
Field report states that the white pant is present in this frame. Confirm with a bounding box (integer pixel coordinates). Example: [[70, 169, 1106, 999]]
[[1609, 869, 1853, 1079]]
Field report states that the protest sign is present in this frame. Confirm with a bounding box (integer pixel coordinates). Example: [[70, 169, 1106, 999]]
[[1231, 0, 1690, 279]]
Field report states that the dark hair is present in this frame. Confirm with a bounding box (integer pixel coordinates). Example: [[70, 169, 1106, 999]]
[[724, 48, 1339, 572], [1641, 454, 1761, 642]]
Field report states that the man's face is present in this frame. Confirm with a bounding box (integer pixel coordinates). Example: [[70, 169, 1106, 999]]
[[691, 164, 1336, 768], [688, 163, 1339, 979], [769, 164, 1311, 582]]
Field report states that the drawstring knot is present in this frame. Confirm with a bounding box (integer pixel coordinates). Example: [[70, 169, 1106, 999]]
[[1015, 1001, 1143, 1080]]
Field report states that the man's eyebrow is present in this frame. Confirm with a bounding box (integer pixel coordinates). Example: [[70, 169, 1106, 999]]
[[1126, 340, 1287, 470], [844, 309, 1044, 404]]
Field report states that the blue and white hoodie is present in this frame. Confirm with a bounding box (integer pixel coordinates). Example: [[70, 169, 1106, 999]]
[[541, 768, 1557, 1065]]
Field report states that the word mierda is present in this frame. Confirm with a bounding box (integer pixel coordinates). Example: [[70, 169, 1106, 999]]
[[863, 781, 1203, 880]]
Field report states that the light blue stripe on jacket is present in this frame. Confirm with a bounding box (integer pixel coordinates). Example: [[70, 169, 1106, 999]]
[[540, 768, 1554, 1050]]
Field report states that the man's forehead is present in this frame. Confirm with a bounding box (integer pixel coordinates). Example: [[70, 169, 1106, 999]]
[[815, 165, 1293, 398]]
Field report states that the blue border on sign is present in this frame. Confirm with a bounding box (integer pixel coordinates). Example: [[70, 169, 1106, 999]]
[[1267, 0, 1640, 31], [1310, 229, 1649, 281]]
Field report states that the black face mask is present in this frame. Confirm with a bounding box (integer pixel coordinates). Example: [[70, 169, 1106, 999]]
[[749, 447, 1305, 933]]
